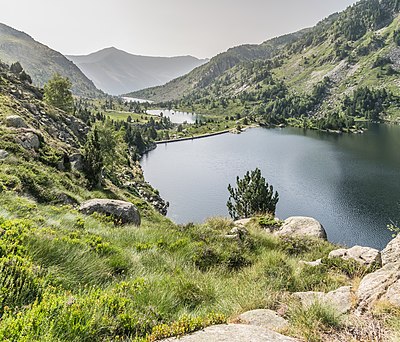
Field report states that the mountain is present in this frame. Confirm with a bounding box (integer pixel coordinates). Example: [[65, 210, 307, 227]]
[[66, 47, 208, 95], [127, 29, 309, 102], [129, 0, 400, 124], [0, 22, 102, 97]]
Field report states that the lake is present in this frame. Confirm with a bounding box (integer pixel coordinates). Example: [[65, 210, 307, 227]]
[[141, 125, 400, 249], [146, 109, 203, 124]]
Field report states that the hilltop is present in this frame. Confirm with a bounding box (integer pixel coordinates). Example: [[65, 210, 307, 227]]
[[0, 23, 103, 97], [67, 47, 208, 95]]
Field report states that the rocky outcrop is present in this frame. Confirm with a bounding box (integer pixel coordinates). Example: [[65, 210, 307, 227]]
[[162, 324, 298, 341], [0, 149, 8, 159], [275, 216, 327, 240], [4, 115, 28, 128], [237, 309, 288, 331], [17, 132, 40, 150], [79, 199, 141, 226], [293, 286, 353, 314], [356, 261, 400, 312], [328, 246, 381, 266], [381, 234, 400, 266]]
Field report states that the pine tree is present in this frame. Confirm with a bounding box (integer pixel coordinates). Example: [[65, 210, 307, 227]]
[[83, 126, 103, 188], [227, 168, 279, 219]]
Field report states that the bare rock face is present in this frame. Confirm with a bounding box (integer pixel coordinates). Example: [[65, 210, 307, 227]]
[[328, 246, 381, 266], [237, 309, 288, 331], [381, 234, 400, 266], [18, 132, 40, 150], [293, 286, 353, 314], [162, 324, 298, 341], [79, 199, 141, 226], [356, 261, 400, 312], [275, 216, 327, 240], [5, 115, 28, 128]]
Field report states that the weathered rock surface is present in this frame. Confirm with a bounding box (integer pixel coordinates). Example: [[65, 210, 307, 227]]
[[233, 218, 251, 228], [162, 324, 298, 341], [17, 132, 40, 150], [79, 199, 141, 226], [69, 153, 84, 171], [381, 234, 400, 266], [0, 149, 9, 159], [275, 216, 327, 240], [356, 262, 400, 312], [237, 309, 288, 331], [5, 115, 28, 128], [293, 286, 352, 314], [300, 259, 322, 267], [329, 245, 381, 266]]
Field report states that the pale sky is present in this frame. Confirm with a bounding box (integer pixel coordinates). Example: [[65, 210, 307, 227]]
[[0, 0, 358, 59]]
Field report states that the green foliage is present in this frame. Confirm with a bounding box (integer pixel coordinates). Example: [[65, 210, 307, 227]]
[[148, 313, 226, 341], [288, 301, 343, 342], [227, 168, 279, 219], [83, 125, 103, 188], [43, 73, 74, 113]]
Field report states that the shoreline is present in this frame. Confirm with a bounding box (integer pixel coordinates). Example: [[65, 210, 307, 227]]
[[155, 124, 260, 145], [155, 129, 230, 144]]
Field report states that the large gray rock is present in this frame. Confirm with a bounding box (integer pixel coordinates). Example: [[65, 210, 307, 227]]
[[79, 199, 141, 225], [381, 234, 400, 266], [162, 324, 298, 341], [0, 149, 8, 159], [18, 132, 40, 150], [328, 245, 381, 266], [237, 309, 288, 331], [275, 216, 327, 240], [293, 286, 352, 314], [356, 262, 400, 312], [5, 115, 28, 128]]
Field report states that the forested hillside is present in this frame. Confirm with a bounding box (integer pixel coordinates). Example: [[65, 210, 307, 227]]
[[131, 0, 400, 128]]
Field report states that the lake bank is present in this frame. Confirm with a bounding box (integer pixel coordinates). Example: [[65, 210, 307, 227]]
[[142, 124, 400, 250]]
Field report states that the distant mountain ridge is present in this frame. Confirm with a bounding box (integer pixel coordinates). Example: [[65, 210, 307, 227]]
[[127, 29, 309, 102], [0, 23, 102, 97], [66, 47, 208, 95]]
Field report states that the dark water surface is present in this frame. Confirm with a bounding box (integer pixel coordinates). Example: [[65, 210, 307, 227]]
[[141, 125, 400, 249]]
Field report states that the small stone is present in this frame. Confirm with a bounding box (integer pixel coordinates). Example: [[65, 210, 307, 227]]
[[237, 309, 288, 331], [328, 245, 381, 266], [300, 259, 322, 267], [0, 149, 9, 159]]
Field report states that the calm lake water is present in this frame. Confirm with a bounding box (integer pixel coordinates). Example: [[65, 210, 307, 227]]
[[146, 109, 203, 124], [141, 125, 400, 249]]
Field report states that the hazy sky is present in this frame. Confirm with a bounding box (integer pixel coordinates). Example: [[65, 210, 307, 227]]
[[1, 0, 358, 58]]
